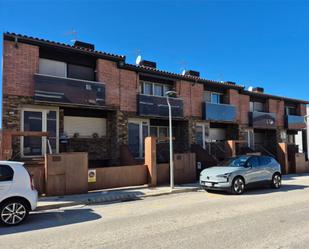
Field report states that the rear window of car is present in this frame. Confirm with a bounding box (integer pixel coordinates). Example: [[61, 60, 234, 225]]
[[259, 156, 272, 165], [0, 165, 14, 181]]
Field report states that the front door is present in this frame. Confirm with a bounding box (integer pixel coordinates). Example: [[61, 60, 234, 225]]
[[21, 108, 59, 157], [128, 119, 149, 158]]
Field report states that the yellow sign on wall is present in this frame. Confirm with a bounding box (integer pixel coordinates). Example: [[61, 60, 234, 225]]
[[88, 169, 96, 183]]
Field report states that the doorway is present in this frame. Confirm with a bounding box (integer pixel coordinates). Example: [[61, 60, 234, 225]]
[[21, 107, 59, 157]]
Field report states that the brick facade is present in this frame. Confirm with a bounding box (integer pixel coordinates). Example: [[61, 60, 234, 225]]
[[120, 69, 138, 112], [267, 98, 285, 127], [176, 80, 204, 118], [299, 104, 307, 116], [96, 59, 120, 107], [2, 33, 308, 167], [239, 94, 250, 125], [3, 40, 38, 97], [227, 89, 240, 122]]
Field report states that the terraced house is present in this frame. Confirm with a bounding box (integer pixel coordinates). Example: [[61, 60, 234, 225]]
[[1, 32, 309, 183]]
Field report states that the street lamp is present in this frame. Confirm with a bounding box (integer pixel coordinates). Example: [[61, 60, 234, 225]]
[[304, 114, 309, 158], [165, 90, 177, 190]]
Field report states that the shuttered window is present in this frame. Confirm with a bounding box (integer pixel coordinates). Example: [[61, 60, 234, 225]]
[[67, 64, 95, 81], [64, 116, 106, 137], [39, 58, 67, 77]]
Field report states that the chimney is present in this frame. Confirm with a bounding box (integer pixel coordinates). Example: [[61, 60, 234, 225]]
[[139, 60, 157, 68], [226, 81, 236, 85], [73, 40, 95, 50], [184, 70, 200, 77], [252, 87, 264, 93]]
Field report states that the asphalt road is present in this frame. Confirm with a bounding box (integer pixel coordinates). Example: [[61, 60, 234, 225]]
[[1, 174, 309, 249]]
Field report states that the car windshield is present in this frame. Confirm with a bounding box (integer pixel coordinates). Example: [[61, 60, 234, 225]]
[[218, 156, 250, 167]]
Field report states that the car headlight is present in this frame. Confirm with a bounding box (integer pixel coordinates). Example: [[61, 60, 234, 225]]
[[216, 173, 232, 178]]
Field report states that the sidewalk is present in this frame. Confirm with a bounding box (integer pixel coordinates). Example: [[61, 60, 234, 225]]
[[37, 183, 200, 211]]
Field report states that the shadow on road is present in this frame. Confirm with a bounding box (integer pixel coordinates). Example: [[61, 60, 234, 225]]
[[205, 184, 309, 196], [245, 184, 309, 195], [283, 173, 309, 181], [0, 208, 101, 236]]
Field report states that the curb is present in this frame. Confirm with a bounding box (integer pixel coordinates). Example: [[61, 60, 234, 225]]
[[36, 187, 200, 211]]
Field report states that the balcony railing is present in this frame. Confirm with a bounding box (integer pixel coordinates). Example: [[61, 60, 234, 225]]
[[137, 94, 183, 118], [285, 115, 306, 130], [249, 111, 276, 129], [203, 102, 237, 122], [34, 73, 105, 107]]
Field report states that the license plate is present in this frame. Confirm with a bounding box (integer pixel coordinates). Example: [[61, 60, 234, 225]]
[[204, 182, 212, 187]]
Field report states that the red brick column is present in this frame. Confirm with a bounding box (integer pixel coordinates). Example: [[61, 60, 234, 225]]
[[239, 94, 250, 126], [227, 89, 240, 122], [298, 104, 307, 116], [267, 99, 285, 127], [3, 40, 39, 96]]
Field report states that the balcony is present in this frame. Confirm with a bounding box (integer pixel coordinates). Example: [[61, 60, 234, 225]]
[[34, 74, 105, 107], [203, 102, 237, 122], [249, 111, 276, 129], [285, 115, 306, 130], [137, 94, 183, 118]]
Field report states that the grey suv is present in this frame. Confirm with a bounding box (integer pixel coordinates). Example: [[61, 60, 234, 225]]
[[200, 155, 282, 194]]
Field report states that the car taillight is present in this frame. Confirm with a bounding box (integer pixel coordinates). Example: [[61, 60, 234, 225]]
[[30, 174, 35, 190]]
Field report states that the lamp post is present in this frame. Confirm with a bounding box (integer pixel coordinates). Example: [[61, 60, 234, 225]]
[[304, 114, 309, 158], [165, 90, 177, 190]]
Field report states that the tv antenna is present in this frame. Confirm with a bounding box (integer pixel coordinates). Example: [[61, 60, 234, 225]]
[[177, 59, 187, 74], [65, 29, 78, 44]]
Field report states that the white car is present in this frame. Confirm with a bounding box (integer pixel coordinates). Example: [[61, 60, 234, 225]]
[[0, 161, 38, 226]]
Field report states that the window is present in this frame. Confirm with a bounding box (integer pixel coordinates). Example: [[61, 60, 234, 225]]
[[23, 111, 43, 156], [259, 156, 271, 165], [195, 123, 209, 149], [22, 108, 59, 156], [285, 106, 297, 115], [0, 165, 14, 181], [144, 82, 153, 95], [39, 58, 67, 77], [47, 111, 57, 153], [159, 127, 168, 139], [247, 156, 259, 167], [250, 102, 265, 112], [211, 93, 221, 104], [39, 58, 95, 81], [128, 119, 149, 158], [163, 85, 172, 96], [204, 91, 223, 104], [154, 84, 163, 96], [67, 64, 95, 81], [196, 125, 204, 147], [150, 126, 169, 142], [140, 81, 173, 97], [150, 127, 157, 137]]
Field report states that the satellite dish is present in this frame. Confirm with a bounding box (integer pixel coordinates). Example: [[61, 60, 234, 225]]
[[181, 69, 186, 75], [136, 55, 142, 65], [248, 86, 253, 92]]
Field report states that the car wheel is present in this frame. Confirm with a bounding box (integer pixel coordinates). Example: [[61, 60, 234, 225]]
[[0, 200, 29, 226], [271, 173, 281, 189], [231, 177, 245, 195]]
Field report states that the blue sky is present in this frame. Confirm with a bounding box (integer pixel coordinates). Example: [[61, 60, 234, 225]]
[[0, 0, 309, 120]]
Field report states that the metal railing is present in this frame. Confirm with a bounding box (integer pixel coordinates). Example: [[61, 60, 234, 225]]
[[254, 144, 276, 158]]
